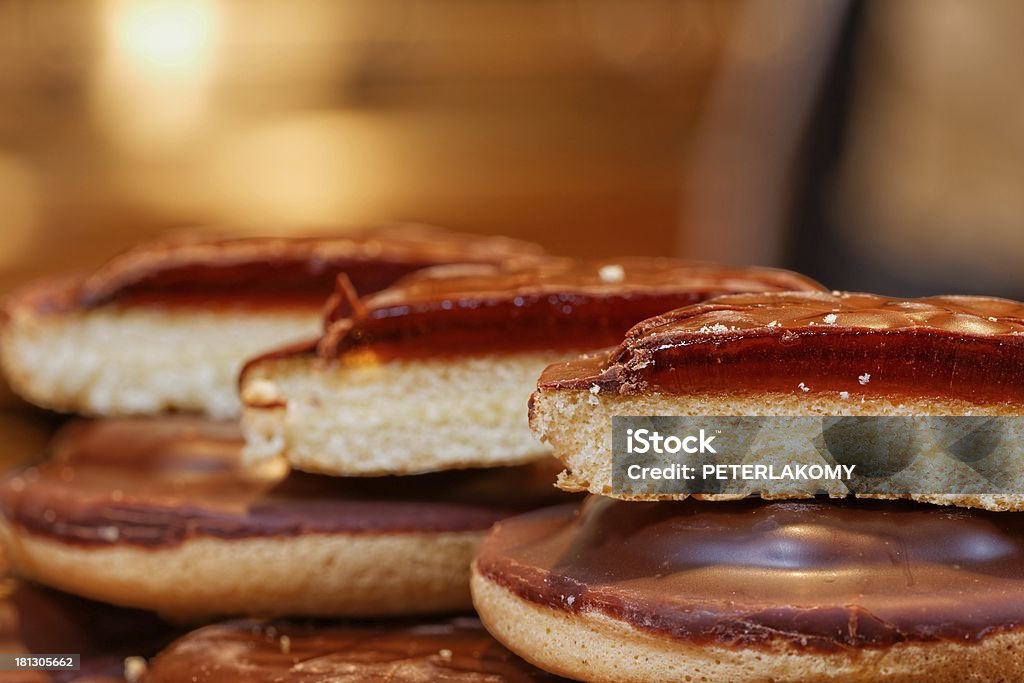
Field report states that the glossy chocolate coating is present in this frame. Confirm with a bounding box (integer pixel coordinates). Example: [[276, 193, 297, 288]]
[[8, 225, 546, 315], [0, 580, 174, 682], [319, 259, 823, 358], [476, 496, 1024, 652], [145, 617, 566, 682], [0, 417, 568, 548], [538, 291, 1024, 403]]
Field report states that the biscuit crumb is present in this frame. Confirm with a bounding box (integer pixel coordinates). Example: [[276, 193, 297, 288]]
[[279, 635, 291, 654], [823, 313, 838, 325], [698, 324, 732, 334], [798, 382, 810, 393], [839, 391, 850, 399], [244, 379, 283, 404], [124, 656, 147, 683], [598, 264, 625, 283], [858, 373, 871, 385], [98, 526, 120, 542], [767, 320, 780, 328]]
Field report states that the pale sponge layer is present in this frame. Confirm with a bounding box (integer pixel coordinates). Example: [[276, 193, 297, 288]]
[[530, 388, 1024, 510], [242, 351, 567, 475], [1, 305, 321, 418]]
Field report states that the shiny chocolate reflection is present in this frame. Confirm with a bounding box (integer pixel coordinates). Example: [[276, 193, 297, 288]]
[[145, 617, 567, 682], [477, 496, 1024, 651], [539, 291, 1024, 404]]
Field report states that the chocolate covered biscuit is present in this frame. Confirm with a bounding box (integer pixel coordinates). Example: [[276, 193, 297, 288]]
[[531, 291, 1024, 509], [145, 617, 565, 682], [0, 417, 567, 619], [472, 496, 1024, 682], [1, 226, 544, 418], [241, 259, 822, 475]]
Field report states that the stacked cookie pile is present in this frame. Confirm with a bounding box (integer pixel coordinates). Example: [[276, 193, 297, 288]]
[[0, 226, 823, 681], [0, 226, 564, 680], [473, 291, 1024, 682]]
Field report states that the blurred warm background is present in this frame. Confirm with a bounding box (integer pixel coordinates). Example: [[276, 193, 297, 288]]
[[2, 0, 1023, 306], [1, 0, 741, 281]]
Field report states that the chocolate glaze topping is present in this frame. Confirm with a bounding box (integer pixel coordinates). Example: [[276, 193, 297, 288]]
[[7, 225, 546, 315], [476, 497, 1024, 652], [319, 259, 823, 359], [0, 418, 567, 548], [145, 617, 566, 682], [538, 291, 1024, 404]]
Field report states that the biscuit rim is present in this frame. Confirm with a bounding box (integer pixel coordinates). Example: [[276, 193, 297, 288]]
[[470, 569, 1024, 683], [0, 521, 484, 619]]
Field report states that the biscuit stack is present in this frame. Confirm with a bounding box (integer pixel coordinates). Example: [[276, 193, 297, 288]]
[[0, 227, 826, 681], [473, 290, 1024, 682], [0, 226, 569, 680]]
